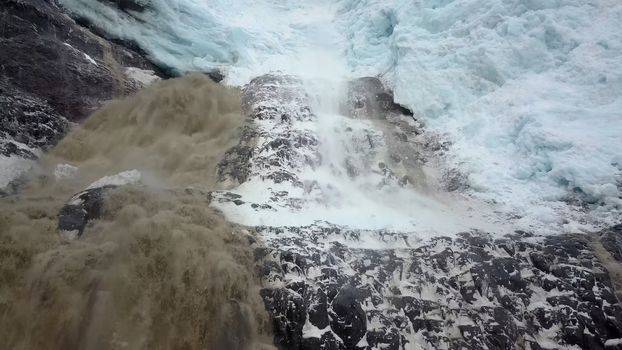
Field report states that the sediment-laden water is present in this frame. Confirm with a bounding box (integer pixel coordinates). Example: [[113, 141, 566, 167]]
[[0, 74, 273, 350]]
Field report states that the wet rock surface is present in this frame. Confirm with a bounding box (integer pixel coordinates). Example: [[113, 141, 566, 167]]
[[213, 74, 444, 215], [0, 0, 160, 193], [601, 225, 622, 262], [253, 225, 622, 350], [0, 81, 70, 160], [214, 74, 622, 349], [215, 74, 320, 208], [57, 186, 108, 239], [1, 0, 158, 122]]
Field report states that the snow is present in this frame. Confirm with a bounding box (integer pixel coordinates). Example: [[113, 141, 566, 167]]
[[56, 0, 622, 234], [302, 318, 330, 339], [86, 170, 142, 190]]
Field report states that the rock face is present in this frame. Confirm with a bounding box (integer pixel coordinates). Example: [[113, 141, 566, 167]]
[[0, 81, 69, 160], [0, 0, 161, 193], [57, 170, 143, 239], [58, 187, 107, 239], [214, 74, 622, 349], [601, 225, 622, 262], [1, 0, 159, 122], [253, 226, 622, 350], [213, 74, 449, 219]]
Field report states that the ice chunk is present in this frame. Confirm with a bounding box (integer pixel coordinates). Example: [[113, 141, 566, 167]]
[[54, 163, 79, 181], [86, 170, 142, 190], [125, 67, 160, 86]]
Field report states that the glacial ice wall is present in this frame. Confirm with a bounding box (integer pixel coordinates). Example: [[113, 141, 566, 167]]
[[336, 0, 622, 232], [57, 0, 622, 233]]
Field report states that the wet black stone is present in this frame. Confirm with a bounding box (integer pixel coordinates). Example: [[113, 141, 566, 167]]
[[346, 77, 413, 119], [308, 288, 330, 329], [58, 187, 108, 237], [261, 288, 306, 350], [330, 286, 367, 349], [600, 224, 622, 262], [1, 0, 158, 122], [530, 252, 551, 273]]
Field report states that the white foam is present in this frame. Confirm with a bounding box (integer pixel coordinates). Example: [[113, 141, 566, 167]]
[[0, 155, 34, 189], [86, 170, 142, 190]]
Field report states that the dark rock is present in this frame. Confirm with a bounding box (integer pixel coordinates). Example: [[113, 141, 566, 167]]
[[308, 288, 330, 329], [330, 286, 366, 349], [261, 288, 306, 350], [530, 252, 551, 273], [0, 81, 70, 158], [206, 70, 226, 83], [251, 224, 622, 350], [0, 0, 162, 194], [1, 0, 159, 122], [58, 186, 109, 238], [346, 77, 413, 119], [600, 224, 622, 262]]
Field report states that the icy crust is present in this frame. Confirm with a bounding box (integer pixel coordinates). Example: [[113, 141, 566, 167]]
[[255, 225, 622, 349], [335, 0, 622, 233]]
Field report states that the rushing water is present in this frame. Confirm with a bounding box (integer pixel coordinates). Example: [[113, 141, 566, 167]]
[[0, 75, 273, 350]]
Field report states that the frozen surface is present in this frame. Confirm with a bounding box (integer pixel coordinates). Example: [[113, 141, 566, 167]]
[[57, 0, 622, 233], [336, 0, 622, 233]]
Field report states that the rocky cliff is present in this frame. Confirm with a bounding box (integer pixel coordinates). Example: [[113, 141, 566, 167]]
[[0, 0, 161, 194]]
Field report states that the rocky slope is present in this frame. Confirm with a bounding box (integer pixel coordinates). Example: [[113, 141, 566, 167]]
[[0, 0, 161, 194], [212, 74, 622, 349]]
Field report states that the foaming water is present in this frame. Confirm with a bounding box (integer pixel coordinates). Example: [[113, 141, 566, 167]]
[[0, 75, 273, 349]]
